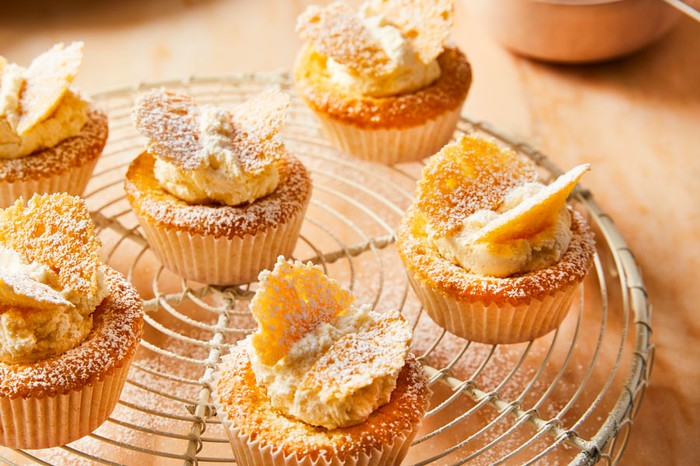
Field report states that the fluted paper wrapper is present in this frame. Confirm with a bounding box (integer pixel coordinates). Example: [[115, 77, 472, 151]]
[[314, 107, 462, 165], [0, 354, 133, 450], [139, 208, 306, 285], [0, 157, 99, 208], [407, 271, 581, 344], [222, 423, 415, 466]]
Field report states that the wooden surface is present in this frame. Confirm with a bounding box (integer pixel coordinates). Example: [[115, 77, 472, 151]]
[[1, 0, 698, 465]]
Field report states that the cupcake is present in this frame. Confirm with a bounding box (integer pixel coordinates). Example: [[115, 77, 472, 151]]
[[0, 193, 144, 449], [125, 88, 312, 285], [396, 136, 596, 344], [294, 0, 472, 165], [0, 42, 109, 207], [214, 257, 431, 465]]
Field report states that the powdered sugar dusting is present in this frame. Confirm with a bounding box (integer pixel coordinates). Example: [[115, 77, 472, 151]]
[[300, 310, 411, 398], [231, 88, 290, 175]]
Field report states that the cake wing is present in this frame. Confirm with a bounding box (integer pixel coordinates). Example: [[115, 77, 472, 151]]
[[298, 310, 411, 402], [474, 164, 590, 244], [230, 88, 290, 174], [17, 42, 83, 136], [132, 89, 205, 171], [0, 194, 103, 310], [0, 272, 73, 312], [251, 258, 354, 366]]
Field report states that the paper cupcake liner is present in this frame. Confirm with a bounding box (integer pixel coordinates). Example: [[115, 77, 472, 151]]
[[0, 156, 99, 208], [214, 401, 419, 466], [407, 271, 581, 344], [139, 207, 306, 285], [314, 107, 462, 165], [0, 354, 133, 450]]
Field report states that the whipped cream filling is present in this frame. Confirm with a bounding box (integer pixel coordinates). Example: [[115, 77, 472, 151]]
[[248, 305, 408, 429], [327, 3, 441, 97], [0, 64, 89, 160], [154, 106, 280, 206], [0, 246, 107, 364], [429, 183, 573, 278]]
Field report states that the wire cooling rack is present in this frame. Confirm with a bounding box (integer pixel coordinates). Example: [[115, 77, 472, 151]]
[[0, 72, 652, 466]]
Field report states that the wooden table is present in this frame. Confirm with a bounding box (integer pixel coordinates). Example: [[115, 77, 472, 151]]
[[1, 1, 698, 465]]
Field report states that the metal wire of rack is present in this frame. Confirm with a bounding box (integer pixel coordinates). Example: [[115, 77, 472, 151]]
[[0, 72, 652, 466]]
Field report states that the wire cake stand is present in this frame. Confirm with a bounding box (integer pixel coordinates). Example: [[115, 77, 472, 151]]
[[0, 73, 652, 466]]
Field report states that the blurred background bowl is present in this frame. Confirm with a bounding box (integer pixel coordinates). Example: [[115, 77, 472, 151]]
[[467, 0, 682, 63]]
